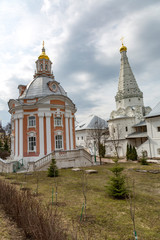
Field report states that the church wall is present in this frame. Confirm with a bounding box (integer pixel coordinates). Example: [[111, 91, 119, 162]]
[[116, 97, 144, 109], [108, 117, 135, 140], [146, 117, 160, 139], [136, 139, 150, 157], [105, 139, 127, 158], [146, 117, 160, 158]]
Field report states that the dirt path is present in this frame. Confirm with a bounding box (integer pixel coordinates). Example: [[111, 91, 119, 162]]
[[0, 205, 26, 240]]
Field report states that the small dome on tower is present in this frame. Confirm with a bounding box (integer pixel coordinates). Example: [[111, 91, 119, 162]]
[[38, 41, 49, 60], [120, 43, 127, 53]]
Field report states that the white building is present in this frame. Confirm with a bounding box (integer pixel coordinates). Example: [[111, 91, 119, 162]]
[[143, 102, 160, 158], [76, 115, 108, 155], [105, 43, 151, 158]]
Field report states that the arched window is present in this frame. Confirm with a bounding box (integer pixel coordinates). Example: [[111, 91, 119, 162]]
[[41, 64, 43, 71], [55, 135, 63, 149], [28, 116, 36, 127], [45, 64, 47, 70]]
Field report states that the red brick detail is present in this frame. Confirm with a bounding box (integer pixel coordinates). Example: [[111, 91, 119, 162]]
[[36, 114, 39, 155], [50, 100, 65, 105], [68, 118, 71, 150], [63, 115, 66, 150], [51, 114, 54, 151], [23, 115, 28, 156], [24, 108, 38, 112]]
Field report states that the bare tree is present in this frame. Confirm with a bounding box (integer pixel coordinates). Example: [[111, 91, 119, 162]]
[[81, 169, 88, 221], [109, 124, 122, 159], [126, 179, 138, 240], [87, 117, 108, 165]]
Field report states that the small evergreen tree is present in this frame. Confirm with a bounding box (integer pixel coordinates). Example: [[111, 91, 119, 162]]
[[126, 144, 130, 160], [132, 146, 138, 161], [0, 139, 3, 150], [140, 151, 148, 165], [127, 144, 138, 161], [99, 143, 105, 158], [48, 158, 59, 177], [129, 144, 132, 159], [4, 139, 9, 151], [107, 159, 128, 199]]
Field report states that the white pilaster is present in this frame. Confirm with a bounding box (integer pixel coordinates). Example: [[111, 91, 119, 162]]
[[45, 112, 51, 154], [38, 112, 44, 156], [65, 114, 69, 150], [15, 116, 18, 157], [11, 135, 14, 157], [19, 114, 23, 158], [70, 116, 73, 150]]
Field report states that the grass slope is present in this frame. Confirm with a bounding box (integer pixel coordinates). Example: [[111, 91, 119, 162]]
[[2, 162, 160, 240], [0, 205, 25, 240]]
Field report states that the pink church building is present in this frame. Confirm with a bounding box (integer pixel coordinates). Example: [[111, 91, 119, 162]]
[[8, 43, 77, 166]]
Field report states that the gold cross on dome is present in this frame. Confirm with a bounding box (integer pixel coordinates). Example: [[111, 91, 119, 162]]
[[120, 37, 124, 45], [43, 41, 44, 48]]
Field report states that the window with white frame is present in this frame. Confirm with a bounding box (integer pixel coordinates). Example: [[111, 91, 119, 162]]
[[157, 148, 160, 155], [54, 117, 62, 126], [55, 135, 63, 149], [28, 136, 36, 151], [28, 116, 36, 127]]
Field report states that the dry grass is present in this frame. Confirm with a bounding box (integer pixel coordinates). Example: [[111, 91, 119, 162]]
[[1, 162, 160, 240], [0, 205, 25, 240]]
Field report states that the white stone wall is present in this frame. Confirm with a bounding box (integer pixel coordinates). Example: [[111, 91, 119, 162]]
[[105, 139, 127, 158], [146, 117, 160, 158], [76, 129, 87, 147], [108, 117, 136, 140], [116, 97, 144, 110]]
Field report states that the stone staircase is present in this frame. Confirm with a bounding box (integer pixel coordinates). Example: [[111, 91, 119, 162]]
[[0, 148, 94, 173], [28, 148, 93, 172]]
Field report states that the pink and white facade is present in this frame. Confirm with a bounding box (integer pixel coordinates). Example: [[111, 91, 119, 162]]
[[8, 44, 76, 166]]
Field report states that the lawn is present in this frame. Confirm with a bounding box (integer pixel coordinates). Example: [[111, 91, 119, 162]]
[[2, 162, 160, 240]]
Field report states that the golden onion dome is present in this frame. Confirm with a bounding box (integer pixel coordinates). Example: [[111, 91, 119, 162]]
[[120, 43, 127, 53], [38, 41, 49, 60]]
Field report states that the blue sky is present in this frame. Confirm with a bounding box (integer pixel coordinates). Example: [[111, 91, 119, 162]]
[[1, 0, 160, 126]]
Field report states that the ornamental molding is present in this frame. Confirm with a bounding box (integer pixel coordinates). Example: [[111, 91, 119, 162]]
[[48, 81, 59, 92]]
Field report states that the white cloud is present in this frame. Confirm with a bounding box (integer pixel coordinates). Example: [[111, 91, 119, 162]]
[[0, 0, 160, 126]]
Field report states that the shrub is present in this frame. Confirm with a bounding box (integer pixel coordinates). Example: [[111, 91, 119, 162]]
[[0, 149, 10, 159], [48, 158, 59, 177], [0, 179, 67, 240], [107, 160, 128, 199], [140, 152, 148, 165], [126, 144, 138, 161]]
